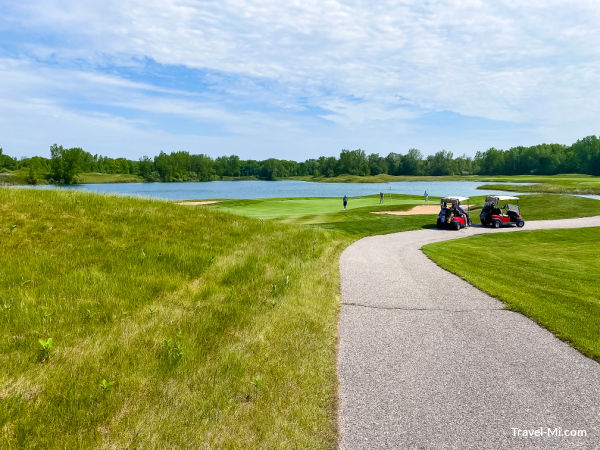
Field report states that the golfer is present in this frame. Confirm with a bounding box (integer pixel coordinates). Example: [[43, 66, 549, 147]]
[[379, 192, 384, 204], [343, 195, 348, 210], [424, 190, 429, 204]]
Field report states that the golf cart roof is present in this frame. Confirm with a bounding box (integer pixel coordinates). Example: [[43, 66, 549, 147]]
[[486, 195, 519, 202], [441, 196, 469, 203]]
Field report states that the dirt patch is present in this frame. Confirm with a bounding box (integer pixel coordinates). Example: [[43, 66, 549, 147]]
[[372, 204, 440, 216], [176, 201, 221, 206]]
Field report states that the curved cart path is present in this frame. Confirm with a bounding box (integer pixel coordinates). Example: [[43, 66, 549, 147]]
[[338, 216, 600, 449]]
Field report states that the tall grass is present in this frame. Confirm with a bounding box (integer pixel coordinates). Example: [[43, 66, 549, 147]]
[[0, 188, 349, 447]]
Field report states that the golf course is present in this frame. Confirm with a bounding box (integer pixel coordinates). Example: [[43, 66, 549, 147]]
[[4, 0, 600, 446], [1, 184, 600, 447]]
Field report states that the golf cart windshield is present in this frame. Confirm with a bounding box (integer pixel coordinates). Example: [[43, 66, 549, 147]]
[[507, 203, 520, 213], [440, 196, 468, 206]]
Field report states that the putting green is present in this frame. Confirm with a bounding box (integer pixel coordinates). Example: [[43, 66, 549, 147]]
[[213, 195, 425, 220]]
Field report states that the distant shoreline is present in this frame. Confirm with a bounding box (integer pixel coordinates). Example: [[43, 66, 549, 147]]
[[2, 172, 600, 195]]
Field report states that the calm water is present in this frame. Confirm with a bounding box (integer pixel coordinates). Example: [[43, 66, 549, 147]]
[[19, 180, 531, 201]]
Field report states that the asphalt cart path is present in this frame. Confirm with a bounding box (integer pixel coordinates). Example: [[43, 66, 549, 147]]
[[338, 216, 600, 449]]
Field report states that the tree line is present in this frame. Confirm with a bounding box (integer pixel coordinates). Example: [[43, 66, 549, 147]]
[[1, 136, 599, 185]]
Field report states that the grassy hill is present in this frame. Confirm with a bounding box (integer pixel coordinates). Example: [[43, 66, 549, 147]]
[[0, 188, 349, 448]]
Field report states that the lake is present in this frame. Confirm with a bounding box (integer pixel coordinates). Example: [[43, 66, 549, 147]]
[[20, 180, 529, 201]]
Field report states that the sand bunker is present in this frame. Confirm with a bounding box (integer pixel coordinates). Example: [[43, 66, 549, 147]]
[[372, 204, 440, 215], [176, 201, 221, 206]]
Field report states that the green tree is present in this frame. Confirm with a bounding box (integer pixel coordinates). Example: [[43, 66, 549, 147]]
[[368, 153, 388, 175], [50, 144, 86, 184], [338, 149, 369, 176], [402, 148, 423, 175], [259, 159, 281, 180], [0, 147, 17, 170]]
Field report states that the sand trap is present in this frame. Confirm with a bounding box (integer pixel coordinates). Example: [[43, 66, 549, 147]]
[[176, 201, 221, 206], [372, 204, 440, 215]]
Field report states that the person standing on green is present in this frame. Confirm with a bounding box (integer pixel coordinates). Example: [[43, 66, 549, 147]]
[[343, 195, 348, 210]]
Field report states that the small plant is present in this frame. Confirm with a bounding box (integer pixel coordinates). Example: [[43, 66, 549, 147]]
[[37, 338, 53, 362], [160, 338, 183, 367], [284, 275, 290, 286], [84, 308, 94, 321], [100, 379, 115, 391], [250, 377, 262, 390], [9, 224, 17, 233], [148, 307, 157, 316], [2, 301, 12, 312]]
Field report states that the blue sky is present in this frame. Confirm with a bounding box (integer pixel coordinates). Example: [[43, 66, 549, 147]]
[[0, 0, 598, 160]]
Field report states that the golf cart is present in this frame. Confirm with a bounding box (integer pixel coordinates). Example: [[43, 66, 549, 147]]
[[436, 196, 471, 230], [480, 195, 524, 228]]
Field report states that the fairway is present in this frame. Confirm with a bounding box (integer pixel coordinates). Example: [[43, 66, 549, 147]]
[[423, 228, 600, 361], [291, 174, 600, 195], [207, 195, 424, 219], [202, 193, 600, 237], [477, 174, 600, 195]]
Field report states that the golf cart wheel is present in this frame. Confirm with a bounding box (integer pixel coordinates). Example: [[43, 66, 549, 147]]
[[493, 220, 500, 228], [517, 220, 524, 227], [454, 221, 460, 231], [436, 219, 442, 228], [467, 218, 472, 227]]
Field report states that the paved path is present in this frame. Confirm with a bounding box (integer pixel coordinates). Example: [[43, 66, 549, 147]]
[[338, 216, 600, 449]]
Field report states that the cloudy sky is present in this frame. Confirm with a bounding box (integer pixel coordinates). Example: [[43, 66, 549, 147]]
[[1, 0, 599, 160]]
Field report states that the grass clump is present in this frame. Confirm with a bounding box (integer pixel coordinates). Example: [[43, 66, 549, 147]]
[[423, 227, 600, 361], [159, 336, 184, 368], [37, 338, 53, 362], [0, 188, 349, 448]]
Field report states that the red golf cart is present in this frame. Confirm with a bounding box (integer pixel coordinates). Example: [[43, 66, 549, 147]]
[[436, 196, 471, 230], [479, 195, 525, 228]]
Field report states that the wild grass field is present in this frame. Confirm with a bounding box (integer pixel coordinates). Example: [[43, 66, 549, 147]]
[[423, 228, 600, 361], [76, 173, 145, 184], [0, 188, 350, 448]]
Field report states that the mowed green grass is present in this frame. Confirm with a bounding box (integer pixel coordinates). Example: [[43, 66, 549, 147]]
[[477, 174, 600, 195], [290, 173, 600, 193], [213, 195, 423, 219], [0, 188, 350, 448], [205, 194, 600, 238], [210, 195, 433, 237], [423, 228, 600, 361]]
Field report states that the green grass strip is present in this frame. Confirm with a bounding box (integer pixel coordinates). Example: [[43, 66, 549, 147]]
[[423, 228, 600, 361]]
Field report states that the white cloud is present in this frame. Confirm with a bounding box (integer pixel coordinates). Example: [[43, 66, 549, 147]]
[[1, 0, 599, 157]]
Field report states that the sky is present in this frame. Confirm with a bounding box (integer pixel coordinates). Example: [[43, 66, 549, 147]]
[[0, 0, 599, 160]]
